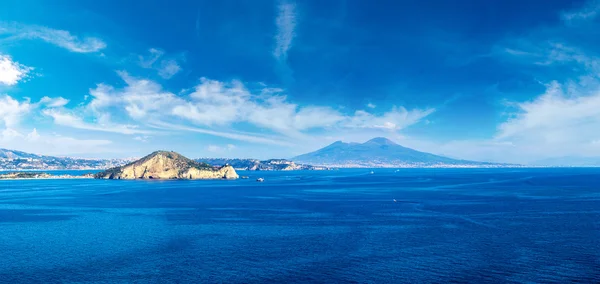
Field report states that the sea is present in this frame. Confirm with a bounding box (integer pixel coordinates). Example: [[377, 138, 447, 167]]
[[0, 168, 599, 283]]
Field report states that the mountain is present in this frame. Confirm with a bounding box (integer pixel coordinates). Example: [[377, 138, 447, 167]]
[[196, 158, 328, 171], [0, 149, 131, 170], [95, 151, 238, 180], [292, 137, 505, 168], [0, 149, 41, 159]]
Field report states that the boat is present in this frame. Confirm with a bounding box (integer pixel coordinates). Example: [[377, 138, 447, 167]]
[[370, 171, 374, 174], [256, 178, 264, 182]]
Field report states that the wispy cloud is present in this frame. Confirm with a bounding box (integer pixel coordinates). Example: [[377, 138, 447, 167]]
[[34, 70, 433, 147], [39, 96, 69, 108], [157, 59, 181, 79], [133, 135, 149, 142], [138, 48, 182, 79], [561, 0, 600, 24], [0, 54, 33, 86], [492, 25, 600, 161], [207, 144, 236, 153], [496, 80, 600, 153], [42, 108, 153, 135], [273, 2, 296, 60], [147, 121, 295, 146], [0, 127, 112, 156], [0, 22, 106, 53], [345, 107, 435, 131], [138, 48, 164, 68]]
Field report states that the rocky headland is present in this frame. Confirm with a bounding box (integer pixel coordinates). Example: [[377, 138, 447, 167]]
[[95, 151, 238, 180]]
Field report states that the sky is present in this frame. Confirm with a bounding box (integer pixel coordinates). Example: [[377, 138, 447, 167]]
[[1, 0, 600, 163]]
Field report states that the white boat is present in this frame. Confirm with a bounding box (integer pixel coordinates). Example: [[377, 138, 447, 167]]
[[256, 178, 264, 182], [370, 171, 374, 174]]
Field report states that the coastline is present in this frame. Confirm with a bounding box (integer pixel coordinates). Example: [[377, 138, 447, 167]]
[[0, 176, 94, 180]]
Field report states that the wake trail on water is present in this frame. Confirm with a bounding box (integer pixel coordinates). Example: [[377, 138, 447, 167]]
[[412, 203, 500, 229], [425, 176, 535, 190]]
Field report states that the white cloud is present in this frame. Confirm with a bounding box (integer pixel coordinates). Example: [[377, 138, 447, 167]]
[[158, 59, 181, 79], [561, 0, 600, 24], [172, 77, 431, 135], [133, 135, 149, 142], [138, 48, 164, 68], [39, 96, 69, 107], [345, 107, 435, 131], [0, 54, 33, 86], [89, 71, 183, 119], [138, 48, 182, 79], [0, 22, 106, 53], [0, 127, 112, 156], [207, 144, 236, 153], [0, 95, 30, 128], [42, 108, 152, 135], [26, 128, 40, 141], [367, 103, 376, 109], [496, 80, 600, 155], [147, 121, 295, 146], [273, 2, 296, 60], [40, 71, 432, 147], [1, 128, 23, 140], [293, 107, 344, 130]]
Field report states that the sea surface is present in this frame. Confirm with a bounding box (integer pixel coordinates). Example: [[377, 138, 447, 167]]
[[0, 168, 599, 283]]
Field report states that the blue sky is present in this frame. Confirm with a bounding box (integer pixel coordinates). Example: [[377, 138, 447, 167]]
[[1, 0, 600, 163]]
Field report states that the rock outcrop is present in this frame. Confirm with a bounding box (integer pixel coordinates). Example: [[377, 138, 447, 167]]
[[95, 151, 238, 180]]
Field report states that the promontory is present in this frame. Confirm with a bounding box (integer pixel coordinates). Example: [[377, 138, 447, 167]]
[[94, 151, 238, 180]]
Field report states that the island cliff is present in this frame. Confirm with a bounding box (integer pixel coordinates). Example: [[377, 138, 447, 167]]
[[94, 151, 238, 180]]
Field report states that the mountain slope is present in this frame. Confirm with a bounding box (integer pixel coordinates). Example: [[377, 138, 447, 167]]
[[0, 149, 41, 159], [95, 151, 238, 179], [292, 137, 499, 167], [0, 149, 129, 170]]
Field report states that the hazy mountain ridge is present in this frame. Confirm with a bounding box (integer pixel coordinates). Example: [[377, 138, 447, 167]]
[[0, 149, 132, 170], [196, 158, 328, 171], [530, 156, 600, 167], [292, 137, 515, 168]]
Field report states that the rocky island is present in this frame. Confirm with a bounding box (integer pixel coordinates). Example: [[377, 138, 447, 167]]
[[94, 151, 238, 180]]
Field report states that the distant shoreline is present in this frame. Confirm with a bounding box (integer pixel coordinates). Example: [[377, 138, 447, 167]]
[[0, 176, 94, 180], [0, 169, 103, 172], [0, 172, 95, 180]]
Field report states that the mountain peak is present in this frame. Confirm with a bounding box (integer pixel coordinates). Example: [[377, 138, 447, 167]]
[[292, 137, 492, 167], [363, 137, 397, 146]]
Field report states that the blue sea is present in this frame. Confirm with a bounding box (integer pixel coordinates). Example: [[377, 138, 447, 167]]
[[0, 168, 599, 283]]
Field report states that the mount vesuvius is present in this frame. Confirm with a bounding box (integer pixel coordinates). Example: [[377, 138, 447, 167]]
[[292, 137, 510, 168]]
